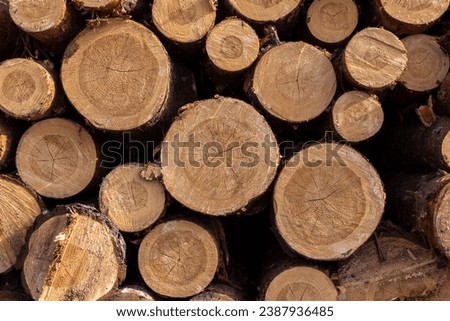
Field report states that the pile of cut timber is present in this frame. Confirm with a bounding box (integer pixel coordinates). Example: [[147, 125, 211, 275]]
[[1, 0, 450, 301]]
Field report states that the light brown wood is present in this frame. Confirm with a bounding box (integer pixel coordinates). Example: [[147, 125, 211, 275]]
[[331, 91, 384, 142], [99, 163, 166, 233], [436, 72, 450, 116], [22, 204, 126, 301], [399, 34, 449, 92], [273, 143, 385, 261], [306, 0, 358, 46], [73, 0, 137, 12], [373, 0, 450, 36], [246, 41, 336, 123], [138, 219, 219, 298], [16, 118, 98, 199], [426, 270, 450, 300], [9, 0, 76, 44], [152, 0, 217, 45], [343, 27, 407, 91], [263, 266, 337, 301], [338, 234, 448, 300], [190, 284, 244, 301], [104, 286, 156, 301], [161, 97, 280, 216], [0, 59, 59, 121], [61, 19, 172, 131], [206, 17, 259, 76], [0, 175, 42, 274], [0, 114, 15, 171]]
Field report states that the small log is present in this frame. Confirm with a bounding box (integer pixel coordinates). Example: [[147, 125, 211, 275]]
[[151, 0, 217, 47], [330, 91, 384, 143], [273, 143, 385, 261], [0, 114, 16, 171], [261, 265, 337, 301], [22, 204, 126, 301], [435, 72, 450, 116], [305, 0, 359, 47], [0, 175, 43, 274], [15, 118, 99, 199], [245, 41, 336, 123], [190, 284, 244, 301], [387, 117, 450, 171], [0, 59, 62, 121], [205, 17, 259, 81], [384, 172, 450, 259], [138, 218, 220, 298], [342, 27, 407, 92], [99, 163, 166, 233], [103, 286, 156, 301], [224, 0, 303, 35], [338, 232, 448, 300], [372, 0, 450, 36], [399, 34, 449, 93], [161, 97, 280, 216]]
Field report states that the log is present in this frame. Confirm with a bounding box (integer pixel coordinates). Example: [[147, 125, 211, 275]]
[[273, 143, 385, 261], [205, 17, 259, 81], [435, 72, 450, 116], [103, 286, 156, 301], [305, 0, 359, 47], [426, 270, 450, 300], [61, 18, 194, 132], [73, 0, 138, 13], [15, 118, 99, 199], [22, 204, 126, 301], [384, 172, 450, 260], [0, 114, 16, 171], [387, 117, 450, 171], [138, 218, 220, 298], [330, 90, 384, 143], [151, 0, 217, 47], [338, 232, 448, 300], [0, 59, 62, 121], [372, 0, 450, 36], [8, 0, 79, 45], [261, 265, 337, 301], [225, 0, 303, 34], [342, 27, 408, 92], [0, 175, 43, 274], [0, 1, 19, 59], [161, 97, 280, 216], [245, 41, 336, 123], [399, 34, 449, 93], [99, 163, 166, 233], [190, 284, 244, 301]]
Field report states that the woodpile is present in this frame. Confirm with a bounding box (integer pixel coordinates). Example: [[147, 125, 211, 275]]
[[0, 0, 450, 301]]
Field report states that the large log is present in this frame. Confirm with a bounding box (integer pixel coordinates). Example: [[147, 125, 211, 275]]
[[15, 118, 99, 199], [138, 218, 220, 298], [384, 172, 450, 260], [161, 97, 280, 216], [245, 41, 336, 123], [0, 59, 62, 121], [273, 143, 385, 261], [0, 175, 43, 274], [22, 204, 126, 301]]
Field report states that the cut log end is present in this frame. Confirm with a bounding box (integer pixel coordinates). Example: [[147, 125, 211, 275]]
[[16, 118, 98, 199], [400, 35, 449, 92], [0, 175, 42, 274], [251, 41, 336, 123], [264, 266, 338, 301], [273, 143, 385, 261], [0, 59, 57, 121], [61, 19, 171, 131], [228, 0, 302, 23], [190, 284, 243, 301], [100, 163, 166, 233], [152, 0, 217, 44], [22, 204, 126, 301], [441, 130, 450, 169], [105, 286, 156, 301], [73, 0, 121, 11], [374, 0, 450, 35], [206, 18, 259, 74], [138, 219, 219, 298], [332, 91, 384, 142], [343, 27, 407, 91], [306, 0, 358, 45], [0, 116, 14, 170], [433, 183, 450, 258], [161, 97, 280, 216]]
